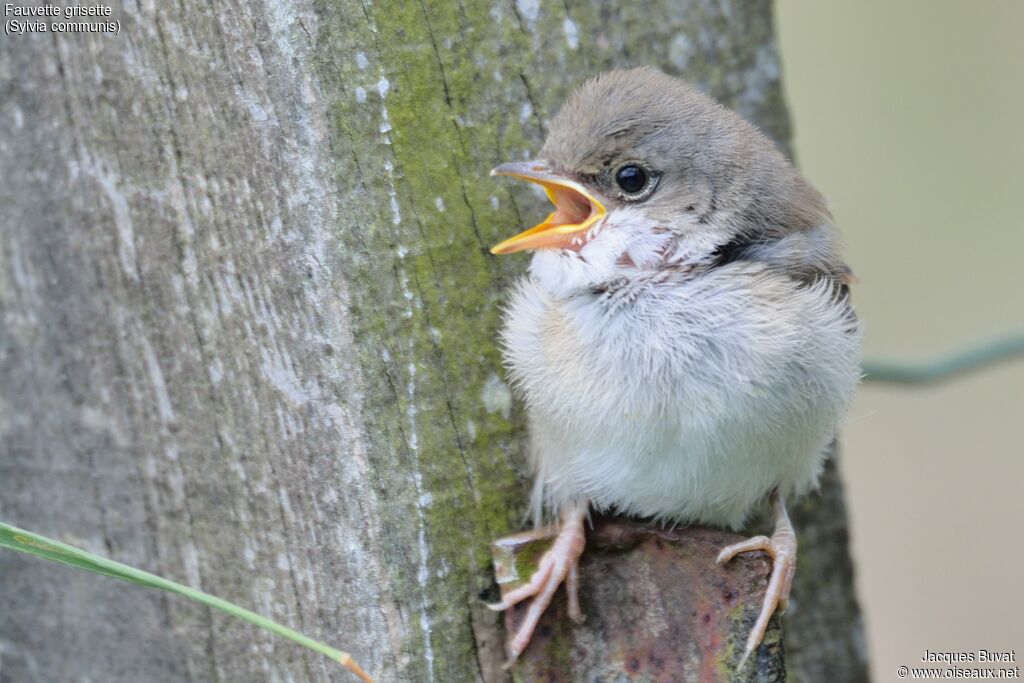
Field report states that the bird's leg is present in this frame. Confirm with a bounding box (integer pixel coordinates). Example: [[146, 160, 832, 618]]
[[488, 500, 588, 666], [716, 490, 797, 670]]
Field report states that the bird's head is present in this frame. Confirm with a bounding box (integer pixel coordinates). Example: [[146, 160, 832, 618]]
[[490, 68, 830, 294]]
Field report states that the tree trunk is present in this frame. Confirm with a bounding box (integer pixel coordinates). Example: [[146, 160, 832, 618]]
[[0, 1, 868, 681]]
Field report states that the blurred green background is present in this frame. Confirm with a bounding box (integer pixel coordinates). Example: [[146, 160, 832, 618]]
[[776, 1, 1024, 678]]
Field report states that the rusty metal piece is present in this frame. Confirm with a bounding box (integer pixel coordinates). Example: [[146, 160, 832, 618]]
[[493, 517, 785, 682]]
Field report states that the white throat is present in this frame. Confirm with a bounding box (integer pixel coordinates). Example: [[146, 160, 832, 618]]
[[527, 207, 721, 299]]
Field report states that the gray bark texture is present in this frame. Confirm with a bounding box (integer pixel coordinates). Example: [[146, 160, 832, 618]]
[[0, 1, 868, 681]]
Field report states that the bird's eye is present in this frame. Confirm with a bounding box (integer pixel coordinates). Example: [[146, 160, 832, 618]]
[[615, 165, 647, 194]]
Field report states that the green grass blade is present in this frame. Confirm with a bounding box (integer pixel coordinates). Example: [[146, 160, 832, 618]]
[[0, 521, 374, 683]]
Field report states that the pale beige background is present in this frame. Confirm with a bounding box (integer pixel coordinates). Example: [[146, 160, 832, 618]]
[[776, 1, 1024, 680]]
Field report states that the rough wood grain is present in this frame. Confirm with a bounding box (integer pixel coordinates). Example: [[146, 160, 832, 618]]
[[0, 1, 867, 681], [495, 520, 785, 682]]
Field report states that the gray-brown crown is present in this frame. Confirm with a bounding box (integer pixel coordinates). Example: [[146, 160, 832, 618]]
[[540, 67, 830, 237]]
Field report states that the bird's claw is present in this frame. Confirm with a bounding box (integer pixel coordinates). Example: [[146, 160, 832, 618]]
[[491, 507, 587, 668], [716, 495, 797, 670]]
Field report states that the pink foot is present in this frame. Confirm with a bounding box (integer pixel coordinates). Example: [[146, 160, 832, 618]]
[[716, 492, 797, 670], [488, 502, 587, 666]]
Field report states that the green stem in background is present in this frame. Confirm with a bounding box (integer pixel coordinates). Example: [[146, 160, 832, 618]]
[[862, 331, 1024, 384], [0, 522, 375, 683]]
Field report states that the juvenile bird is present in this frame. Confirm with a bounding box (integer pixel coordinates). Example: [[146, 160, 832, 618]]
[[487, 68, 861, 668]]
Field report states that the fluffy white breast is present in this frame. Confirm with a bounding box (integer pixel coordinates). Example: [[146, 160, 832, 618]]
[[501, 255, 861, 529]]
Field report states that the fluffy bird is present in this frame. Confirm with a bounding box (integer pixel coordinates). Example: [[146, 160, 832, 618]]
[[487, 68, 861, 668]]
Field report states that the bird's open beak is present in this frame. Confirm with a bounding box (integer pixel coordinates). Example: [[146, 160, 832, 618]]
[[489, 161, 607, 255]]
